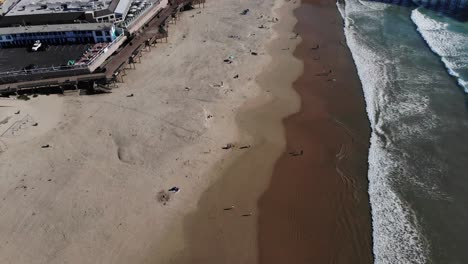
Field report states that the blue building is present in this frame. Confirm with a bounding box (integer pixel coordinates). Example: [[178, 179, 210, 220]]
[[0, 23, 120, 47]]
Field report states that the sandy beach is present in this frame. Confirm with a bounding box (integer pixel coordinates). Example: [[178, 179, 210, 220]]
[[0, 0, 302, 263], [0, 0, 374, 263]]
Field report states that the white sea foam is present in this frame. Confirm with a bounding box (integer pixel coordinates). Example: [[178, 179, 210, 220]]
[[338, 0, 431, 263], [411, 8, 468, 93], [358, 0, 390, 10]]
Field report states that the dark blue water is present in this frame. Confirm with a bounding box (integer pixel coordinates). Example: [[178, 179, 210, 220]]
[[338, 0, 468, 263]]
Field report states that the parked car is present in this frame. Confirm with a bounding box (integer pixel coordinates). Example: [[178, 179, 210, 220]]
[[28, 40, 48, 52]]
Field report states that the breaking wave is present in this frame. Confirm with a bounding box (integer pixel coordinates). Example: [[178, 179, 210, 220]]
[[411, 7, 468, 93], [337, 0, 435, 263]]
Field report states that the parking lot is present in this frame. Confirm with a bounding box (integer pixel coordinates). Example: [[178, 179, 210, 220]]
[[0, 44, 91, 72]]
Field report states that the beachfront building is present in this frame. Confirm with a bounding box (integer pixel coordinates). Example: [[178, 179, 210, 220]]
[[0, 23, 120, 47], [0, 0, 163, 48], [0, 0, 134, 25], [0, 0, 196, 90]]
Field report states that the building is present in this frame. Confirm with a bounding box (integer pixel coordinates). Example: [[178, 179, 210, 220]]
[[0, 23, 121, 47], [0, 0, 197, 91], [0, 0, 161, 47], [0, 0, 135, 25]]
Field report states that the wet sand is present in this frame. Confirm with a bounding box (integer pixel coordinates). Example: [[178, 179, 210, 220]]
[[258, 0, 373, 263]]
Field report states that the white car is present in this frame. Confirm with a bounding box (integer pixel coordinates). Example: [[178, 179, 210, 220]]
[[31, 40, 42, 52]]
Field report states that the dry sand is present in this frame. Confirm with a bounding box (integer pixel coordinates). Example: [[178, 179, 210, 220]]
[[0, 0, 302, 263], [166, 1, 303, 263]]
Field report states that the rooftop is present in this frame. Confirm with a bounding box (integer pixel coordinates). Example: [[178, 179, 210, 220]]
[[4, 0, 118, 16], [0, 44, 91, 72]]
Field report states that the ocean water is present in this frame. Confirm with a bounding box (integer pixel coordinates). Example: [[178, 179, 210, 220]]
[[338, 0, 468, 263], [411, 7, 468, 92]]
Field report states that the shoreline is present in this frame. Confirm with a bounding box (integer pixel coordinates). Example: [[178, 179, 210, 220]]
[[258, 0, 373, 263]]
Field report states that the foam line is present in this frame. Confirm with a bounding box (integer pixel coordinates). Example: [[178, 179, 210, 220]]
[[337, 0, 430, 262]]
